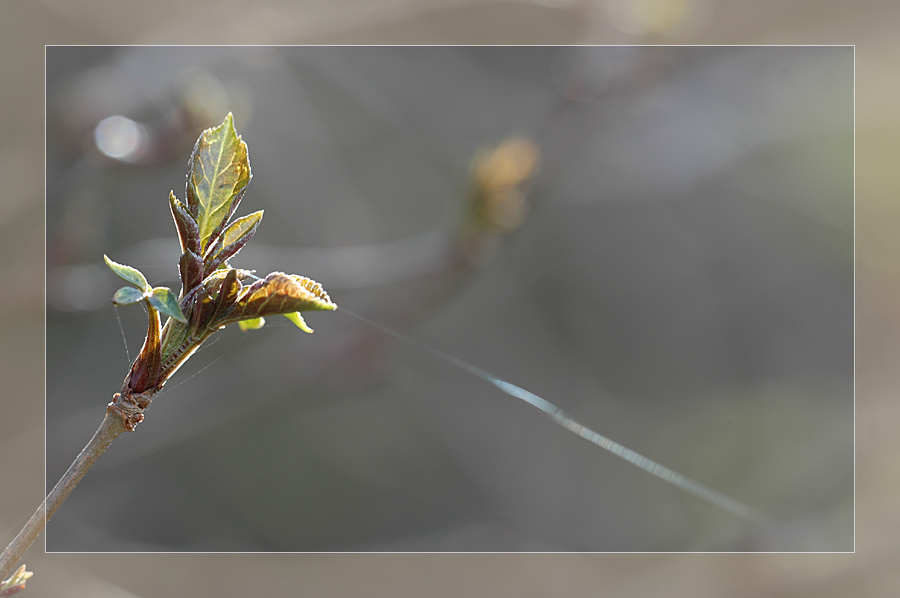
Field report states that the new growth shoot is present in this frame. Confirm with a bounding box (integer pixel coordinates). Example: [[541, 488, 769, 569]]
[[0, 114, 336, 590], [104, 113, 336, 429], [2, 113, 765, 594]]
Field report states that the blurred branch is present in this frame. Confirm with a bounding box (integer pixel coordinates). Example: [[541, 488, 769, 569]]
[[0, 565, 32, 597]]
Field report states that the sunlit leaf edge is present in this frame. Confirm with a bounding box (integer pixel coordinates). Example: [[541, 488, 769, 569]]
[[104, 254, 150, 292]]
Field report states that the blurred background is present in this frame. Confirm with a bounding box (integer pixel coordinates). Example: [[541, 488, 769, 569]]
[[42, 45, 852, 554], [1, 0, 896, 596]]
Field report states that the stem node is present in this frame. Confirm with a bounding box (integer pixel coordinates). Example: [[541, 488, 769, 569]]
[[108, 390, 153, 432]]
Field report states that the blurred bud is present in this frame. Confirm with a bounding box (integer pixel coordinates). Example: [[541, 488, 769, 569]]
[[468, 137, 540, 234]]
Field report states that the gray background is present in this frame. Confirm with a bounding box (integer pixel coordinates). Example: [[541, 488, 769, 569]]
[[3, 0, 896, 595], [44, 46, 852, 552]]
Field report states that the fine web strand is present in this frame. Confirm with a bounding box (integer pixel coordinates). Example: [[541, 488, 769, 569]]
[[112, 305, 131, 366], [152, 333, 243, 399], [339, 307, 764, 525]]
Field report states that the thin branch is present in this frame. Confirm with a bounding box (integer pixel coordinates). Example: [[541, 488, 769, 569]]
[[0, 410, 128, 581]]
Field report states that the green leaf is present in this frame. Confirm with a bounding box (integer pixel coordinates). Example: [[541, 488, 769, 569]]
[[112, 286, 146, 305], [186, 113, 251, 254], [104, 254, 150, 292], [283, 311, 313, 333], [203, 209, 263, 275], [216, 272, 336, 329], [238, 317, 266, 331], [147, 287, 188, 323], [211, 210, 263, 254]]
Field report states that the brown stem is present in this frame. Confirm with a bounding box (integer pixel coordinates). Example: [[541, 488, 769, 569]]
[[0, 409, 128, 581]]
